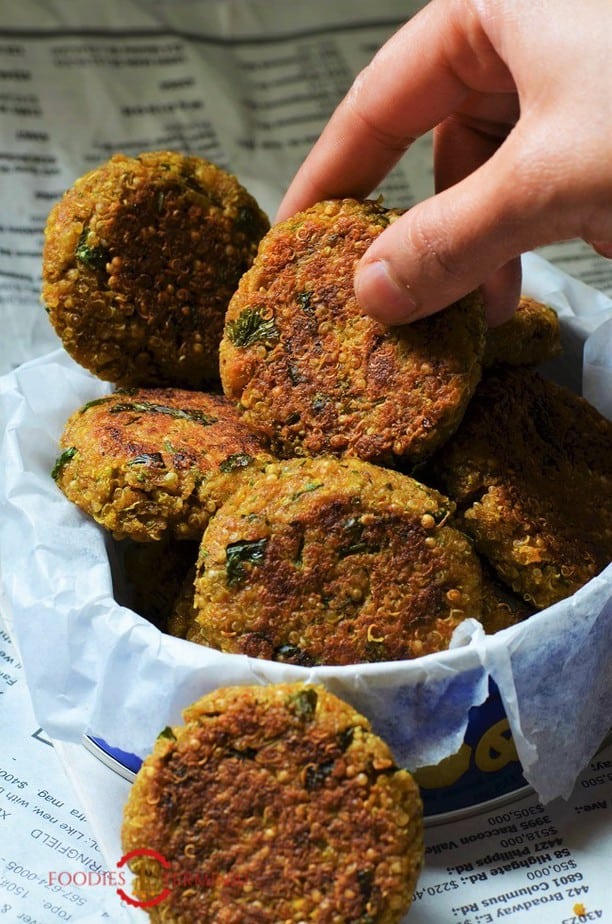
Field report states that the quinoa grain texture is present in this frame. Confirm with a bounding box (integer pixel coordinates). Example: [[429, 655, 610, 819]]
[[190, 456, 483, 664], [42, 151, 269, 387], [431, 368, 612, 608], [53, 387, 274, 541], [220, 198, 486, 466], [121, 683, 424, 924]]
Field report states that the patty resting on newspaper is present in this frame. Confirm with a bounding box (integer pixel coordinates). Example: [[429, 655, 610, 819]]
[[121, 682, 424, 924]]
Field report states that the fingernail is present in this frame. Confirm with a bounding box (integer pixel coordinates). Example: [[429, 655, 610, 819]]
[[355, 259, 419, 324]]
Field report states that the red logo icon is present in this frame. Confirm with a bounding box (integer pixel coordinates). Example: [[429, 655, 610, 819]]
[[116, 848, 172, 908]]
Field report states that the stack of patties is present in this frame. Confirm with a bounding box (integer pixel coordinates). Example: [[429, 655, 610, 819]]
[[182, 197, 608, 662], [44, 151, 273, 626], [45, 163, 611, 663]]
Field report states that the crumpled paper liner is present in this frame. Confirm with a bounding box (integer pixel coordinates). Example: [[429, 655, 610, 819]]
[[1, 252, 611, 803]]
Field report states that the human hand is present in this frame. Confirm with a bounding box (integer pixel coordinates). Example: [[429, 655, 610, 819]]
[[276, 0, 612, 325]]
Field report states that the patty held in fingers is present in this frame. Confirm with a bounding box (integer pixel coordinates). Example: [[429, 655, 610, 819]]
[[220, 198, 486, 466]]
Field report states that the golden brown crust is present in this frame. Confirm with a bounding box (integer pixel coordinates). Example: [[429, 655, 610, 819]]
[[53, 387, 274, 541], [42, 151, 269, 387], [220, 198, 486, 466], [121, 683, 423, 923], [431, 368, 612, 608], [483, 296, 562, 369], [191, 456, 483, 665], [479, 562, 534, 634]]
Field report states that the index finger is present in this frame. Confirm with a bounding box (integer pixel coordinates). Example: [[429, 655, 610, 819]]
[[276, 0, 512, 220]]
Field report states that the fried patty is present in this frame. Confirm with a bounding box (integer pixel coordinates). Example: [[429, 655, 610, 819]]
[[53, 388, 274, 541], [431, 368, 612, 608], [121, 683, 423, 924], [190, 456, 483, 665], [483, 296, 561, 369], [220, 198, 486, 466], [42, 151, 269, 388]]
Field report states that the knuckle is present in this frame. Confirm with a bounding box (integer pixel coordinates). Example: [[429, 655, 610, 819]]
[[345, 69, 417, 157], [408, 209, 465, 283]]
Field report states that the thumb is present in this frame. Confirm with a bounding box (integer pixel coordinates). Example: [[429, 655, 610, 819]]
[[355, 129, 561, 324]]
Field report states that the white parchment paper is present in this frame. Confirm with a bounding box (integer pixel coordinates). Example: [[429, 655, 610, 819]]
[[1, 253, 611, 804]]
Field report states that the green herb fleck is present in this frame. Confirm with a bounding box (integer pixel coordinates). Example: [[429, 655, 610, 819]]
[[235, 205, 257, 231], [226, 307, 279, 348], [79, 395, 114, 414], [75, 229, 109, 271], [296, 290, 313, 313], [337, 727, 355, 751], [288, 687, 318, 721], [109, 402, 217, 426], [51, 447, 77, 480], [182, 175, 206, 197], [275, 644, 313, 667], [219, 452, 254, 473], [225, 537, 268, 586], [291, 482, 323, 501], [304, 760, 334, 790], [157, 726, 176, 741], [338, 516, 380, 558], [127, 452, 165, 468]]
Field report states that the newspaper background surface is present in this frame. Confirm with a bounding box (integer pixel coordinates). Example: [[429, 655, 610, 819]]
[[1, 0, 611, 375], [0, 1, 610, 922]]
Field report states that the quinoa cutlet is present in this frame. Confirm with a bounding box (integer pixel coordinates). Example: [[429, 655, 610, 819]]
[[42, 151, 269, 388], [483, 295, 561, 369], [431, 367, 612, 609], [189, 456, 483, 665], [121, 683, 423, 924], [220, 198, 486, 466], [53, 387, 274, 542]]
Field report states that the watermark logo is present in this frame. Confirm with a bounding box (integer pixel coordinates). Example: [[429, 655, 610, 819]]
[[116, 848, 172, 909], [47, 849, 245, 909], [115, 848, 245, 908]]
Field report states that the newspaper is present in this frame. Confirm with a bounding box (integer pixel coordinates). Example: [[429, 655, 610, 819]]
[[0, 602, 135, 922], [0, 1, 611, 921]]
